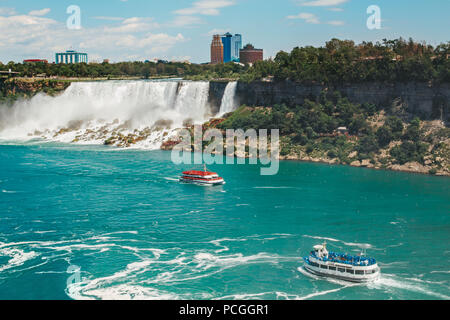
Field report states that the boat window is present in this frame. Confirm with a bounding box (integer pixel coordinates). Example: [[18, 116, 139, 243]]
[[309, 261, 319, 268], [338, 268, 345, 273], [355, 270, 364, 275], [346, 269, 354, 274], [320, 265, 328, 270], [329, 266, 336, 271]]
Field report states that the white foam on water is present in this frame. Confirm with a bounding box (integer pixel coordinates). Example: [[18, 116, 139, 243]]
[[193, 252, 295, 271], [67, 283, 180, 300], [210, 238, 248, 254], [368, 274, 450, 300], [297, 285, 356, 300], [303, 235, 342, 243], [1, 190, 17, 194], [33, 231, 57, 234], [216, 292, 274, 300], [0, 247, 39, 272], [253, 186, 295, 189], [101, 231, 139, 236], [65, 256, 186, 300]]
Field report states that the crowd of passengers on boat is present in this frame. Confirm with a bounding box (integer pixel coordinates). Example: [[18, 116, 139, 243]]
[[310, 251, 377, 266]]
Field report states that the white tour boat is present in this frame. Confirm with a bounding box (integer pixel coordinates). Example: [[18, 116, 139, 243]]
[[303, 242, 380, 283], [180, 165, 225, 186]]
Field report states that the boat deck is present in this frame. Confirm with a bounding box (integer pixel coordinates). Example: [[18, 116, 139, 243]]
[[310, 251, 377, 267]]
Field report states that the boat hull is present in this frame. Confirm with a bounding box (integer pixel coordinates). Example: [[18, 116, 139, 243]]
[[303, 260, 380, 283], [179, 178, 225, 186]]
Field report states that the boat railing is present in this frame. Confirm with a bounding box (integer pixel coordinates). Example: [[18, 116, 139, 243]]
[[310, 251, 377, 267]]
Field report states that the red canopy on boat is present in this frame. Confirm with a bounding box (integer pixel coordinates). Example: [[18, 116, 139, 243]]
[[183, 170, 217, 176]]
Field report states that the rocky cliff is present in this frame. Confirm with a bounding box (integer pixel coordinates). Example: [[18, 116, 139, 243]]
[[0, 78, 70, 98], [221, 81, 450, 121]]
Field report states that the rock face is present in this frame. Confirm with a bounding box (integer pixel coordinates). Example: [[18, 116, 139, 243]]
[[235, 81, 450, 120], [1, 78, 70, 97]]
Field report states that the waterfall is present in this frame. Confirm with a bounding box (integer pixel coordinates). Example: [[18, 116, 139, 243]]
[[0, 80, 213, 147], [218, 82, 238, 116]]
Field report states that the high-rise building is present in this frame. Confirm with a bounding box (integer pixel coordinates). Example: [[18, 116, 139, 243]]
[[231, 34, 242, 62], [55, 50, 88, 64], [239, 44, 263, 64], [221, 33, 233, 63], [211, 33, 242, 64], [210, 35, 224, 64], [221, 33, 242, 63]]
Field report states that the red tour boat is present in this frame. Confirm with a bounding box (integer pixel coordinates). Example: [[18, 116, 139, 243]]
[[180, 165, 225, 186]]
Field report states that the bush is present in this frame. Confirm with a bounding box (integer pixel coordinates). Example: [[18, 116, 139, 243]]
[[358, 134, 379, 154], [384, 116, 404, 139], [328, 150, 338, 159], [403, 118, 421, 142], [292, 133, 309, 146], [376, 126, 394, 148], [390, 141, 428, 164]]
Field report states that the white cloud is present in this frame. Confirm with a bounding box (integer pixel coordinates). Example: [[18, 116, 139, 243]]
[[327, 7, 344, 12], [113, 33, 186, 51], [0, 13, 185, 62], [0, 7, 16, 16], [327, 20, 345, 26], [298, 0, 349, 6], [170, 15, 204, 27], [92, 16, 125, 21], [287, 13, 320, 24], [29, 8, 51, 16], [206, 28, 230, 36], [174, 0, 235, 16], [104, 17, 160, 33]]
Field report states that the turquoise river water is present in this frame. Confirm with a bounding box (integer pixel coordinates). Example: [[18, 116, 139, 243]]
[[0, 142, 449, 300]]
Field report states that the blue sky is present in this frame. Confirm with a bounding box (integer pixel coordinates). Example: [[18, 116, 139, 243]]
[[0, 0, 448, 63]]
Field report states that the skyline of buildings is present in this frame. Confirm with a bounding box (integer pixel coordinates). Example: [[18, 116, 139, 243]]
[[17, 32, 263, 66], [210, 33, 263, 65]]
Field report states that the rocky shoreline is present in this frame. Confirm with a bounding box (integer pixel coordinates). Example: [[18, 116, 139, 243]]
[[279, 154, 449, 176]]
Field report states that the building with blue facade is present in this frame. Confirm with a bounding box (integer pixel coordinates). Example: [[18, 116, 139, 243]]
[[231, 34, 242, 62], [221, 33, 242, 63], [221, 33, 233, 63], [55, 50, 88, 64]]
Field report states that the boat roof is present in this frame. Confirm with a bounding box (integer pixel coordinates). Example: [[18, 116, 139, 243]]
[[183, 170, 218, 176]]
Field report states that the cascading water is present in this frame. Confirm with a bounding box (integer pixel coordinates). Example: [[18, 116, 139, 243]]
[[218, 82, 238, 116], [0, 80, 216, 149]]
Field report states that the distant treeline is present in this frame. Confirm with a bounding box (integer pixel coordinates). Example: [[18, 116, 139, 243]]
[[1, 38, 449, 84]]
